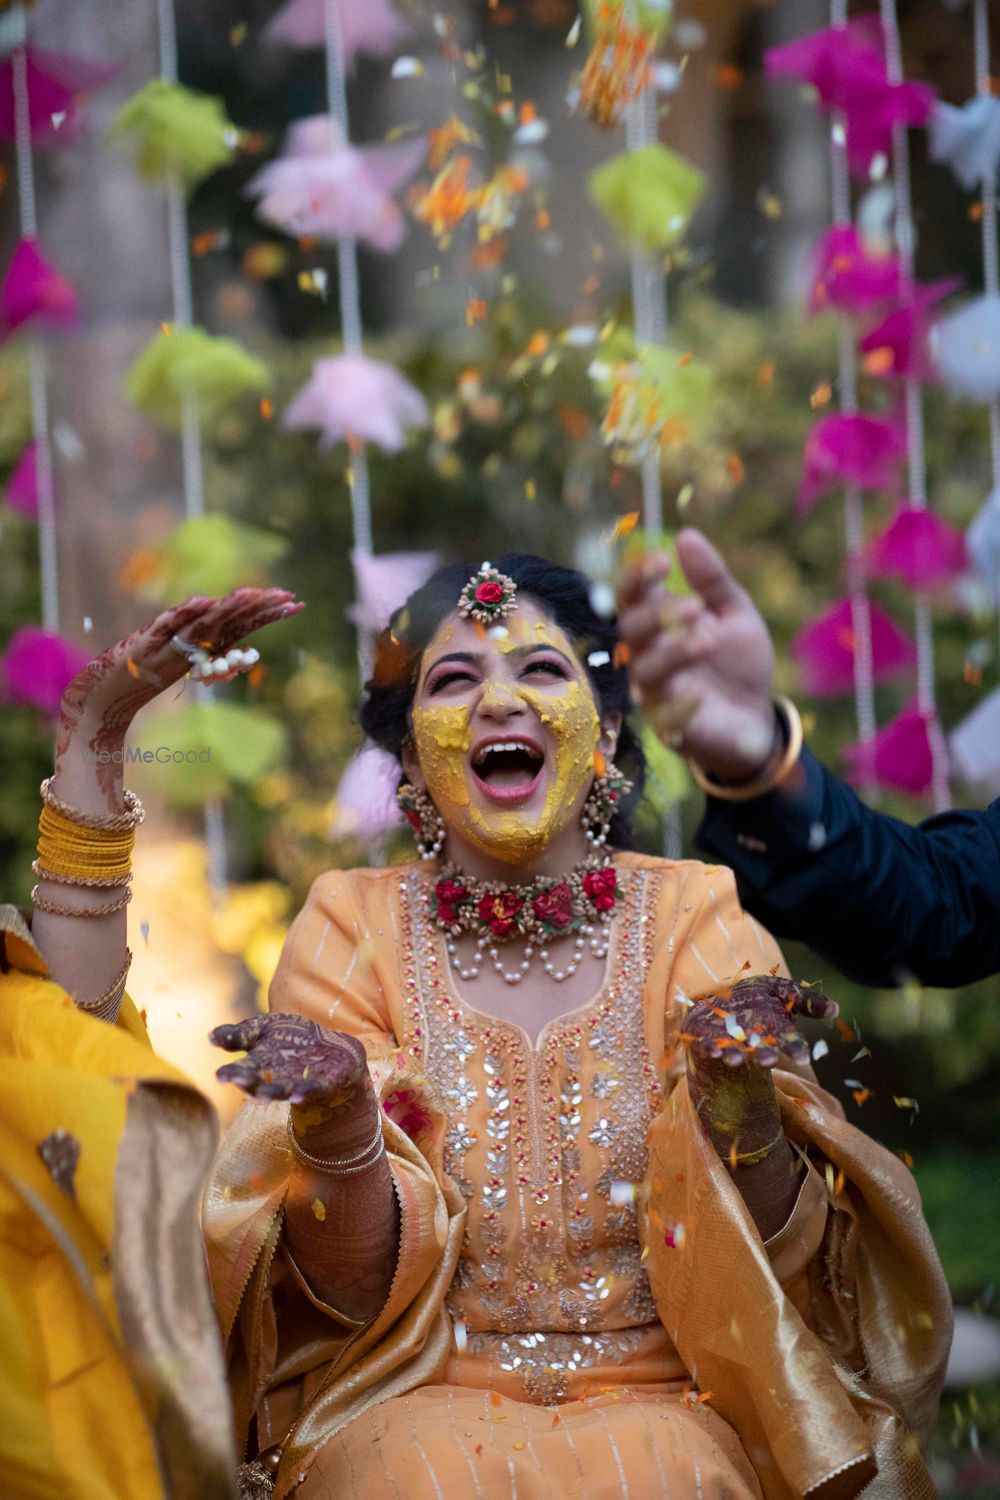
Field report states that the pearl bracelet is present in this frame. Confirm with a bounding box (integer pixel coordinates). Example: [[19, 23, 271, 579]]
[[286, 1114, 385, 1176]]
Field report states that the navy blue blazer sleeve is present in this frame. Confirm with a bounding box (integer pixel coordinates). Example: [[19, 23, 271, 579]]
[[695, 744, 1000, 987]]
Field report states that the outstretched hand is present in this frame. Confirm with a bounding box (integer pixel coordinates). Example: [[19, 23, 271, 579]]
[[684, 973, 838, 1075], [616, 529, 778, 783], [210, 1012, 369, 1108]]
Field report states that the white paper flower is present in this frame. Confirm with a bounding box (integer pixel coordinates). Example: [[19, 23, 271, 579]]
[[930, 295, 1000, 402], [282, 354, 429, 452], [929, 96, 1000, 190]]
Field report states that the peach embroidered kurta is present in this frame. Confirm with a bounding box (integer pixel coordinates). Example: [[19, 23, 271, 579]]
[[204, 855, 951, 1500]]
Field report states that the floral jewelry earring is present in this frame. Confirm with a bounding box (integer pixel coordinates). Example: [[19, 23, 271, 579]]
[[397, 782, 447, 859], [581, 761, 632, 849]]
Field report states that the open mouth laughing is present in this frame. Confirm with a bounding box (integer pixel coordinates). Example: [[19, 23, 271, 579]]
[[469, 733, 546, 805]]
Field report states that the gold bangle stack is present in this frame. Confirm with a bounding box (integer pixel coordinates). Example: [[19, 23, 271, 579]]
[[687, 696, 804, 804], [77, 949, 133, 1023], [32, 779, 144, 921]]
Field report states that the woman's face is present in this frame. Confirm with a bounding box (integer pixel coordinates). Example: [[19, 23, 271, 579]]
[[406, 600, 613, 866]]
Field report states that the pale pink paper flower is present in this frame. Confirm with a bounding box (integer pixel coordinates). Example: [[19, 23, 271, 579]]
[[798, 412, 906, 514], [0, 47, 118, 149], [791, 597, 915, 696], [348, 548, 439, 632], [1, 626, 90, 717], [247, 116, 425, 252], [5, 441, 38, 517], [842, 700, 935, 797], [329, 745, 404, 841], [867, 507, 967, 589], [263, 0, 408, 71], [1, 239, 79, 336], [282, 354, 429, 452]]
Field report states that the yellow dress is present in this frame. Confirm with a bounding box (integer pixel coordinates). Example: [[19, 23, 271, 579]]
[[204, 855, 952, 1500]]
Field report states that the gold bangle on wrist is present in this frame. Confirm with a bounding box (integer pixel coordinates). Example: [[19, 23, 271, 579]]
[[687, 696, 803, 804], [77, 949, 133, 1022], [732, 1128, 786, 1167], [286, 1113, 385, 1176], [31, 885, 132, 918], [39, 778, 144, 831]]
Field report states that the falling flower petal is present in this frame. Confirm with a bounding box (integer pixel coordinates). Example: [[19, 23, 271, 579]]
[[247, 116, 425, 252], [791, 597, 915, 696], [842, 700, 935, 797], [263, 0, 409, 71], [5, 440, 38, 517], [930, 294, 1000, 402], [929, 96, 1000, 190], [347, 548, 439, 633], [809, 225, 904, 316], [125, 326, 270, 428], [859, 278, 960, 382], [109, 80, 239, 188], [282, 354, 429, 453], [950, 684, 1000, 796], [798, 412, 906, 514], [1, 239, 79, 336], [867, 507, 967, 589], [0, 47, 118, 148], [966, 486, 1000, 590], [0, 626, 90, 717], [329, 745, 404, 841], [588, 144, 705, 252]]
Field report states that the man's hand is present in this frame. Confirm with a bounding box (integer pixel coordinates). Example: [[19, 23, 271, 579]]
[[616, 528, 778, 783]]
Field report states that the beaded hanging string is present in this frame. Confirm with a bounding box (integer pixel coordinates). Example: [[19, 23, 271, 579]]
[[879, 0, 950, 812], [972, 0, 1000, 656]]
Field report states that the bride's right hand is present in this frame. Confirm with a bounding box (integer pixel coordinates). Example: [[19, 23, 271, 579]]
[[210, 1012, 371, 1110]]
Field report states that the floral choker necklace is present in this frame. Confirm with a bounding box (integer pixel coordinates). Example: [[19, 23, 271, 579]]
[[429, 856, 619, 986]]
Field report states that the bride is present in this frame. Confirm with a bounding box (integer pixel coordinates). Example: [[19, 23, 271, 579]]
[[29, 556, 949, 1499]]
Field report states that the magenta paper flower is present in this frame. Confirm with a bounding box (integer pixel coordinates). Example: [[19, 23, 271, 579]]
[[1, 240, 79, 336], [347, 547, 439, 633], [867, 507, 967, 589], [798, 412, 906, 514], [859, 278, 960, 382], [329, 745, 404, 841], [4, 441, 38, 517], [791, 597, 915, 696], [810, 225, 904, 316], [247, 116, 425, 252], [282, 354, 429, 452], [0, 626, 90, 717], [264, 0, 408, 70], [0, 47, 118, 149], [842, 700, 935, 797]]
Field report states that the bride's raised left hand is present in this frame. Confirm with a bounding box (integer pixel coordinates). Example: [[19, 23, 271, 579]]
[[683, 973, 838, 1075]]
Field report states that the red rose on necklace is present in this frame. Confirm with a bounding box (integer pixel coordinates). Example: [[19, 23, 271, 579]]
[[583, 867, 617, 912], [435, 877, 469, 926], [478, 889, 522, 936], [532, 881, 574, 930], [474, 580, 504, 605]]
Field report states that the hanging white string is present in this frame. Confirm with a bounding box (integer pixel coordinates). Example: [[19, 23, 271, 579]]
[[11, 4, 60, 636], [972, 0, 1000, 664], [879, 0, 950, 811], [156, 0, 227, 895]]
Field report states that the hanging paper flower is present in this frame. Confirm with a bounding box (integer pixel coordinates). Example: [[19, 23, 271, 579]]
[[263, 0, 408, 71], [246, 116, 425, 252], [588, 144, 705, 252], [139, 700, 287, 804], [282, 354, 429, 453], [798, 412, 906, 514], [109, 80, 239, 188], [930, 294, 1000, 402], [347, 548, 439, 632], [845, 77, 934, 180], [966, 486, 1000, 591], [842, 700, 935, 797], [791, 597, 916, 696], [858, 278, 960, 382], [949, 685, 1000, 797], [590, 343, 711, 462], [1, 239, 79, 336], [4, 440, 38, 517], [125, 326, 270, 428], [328, 745, 404, 842], [132, 514, 290, 602], [809, 225, 904, 316], [0, 47, 118, 148], [928, 96, 1000, 191], [867, 507, 967, 589], [0, 626, 90, 717]]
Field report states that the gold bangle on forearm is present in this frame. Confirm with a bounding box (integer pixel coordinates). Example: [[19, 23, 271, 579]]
[[39, 778, 145, 831], [732, 1128, 786, 1167], [31, 859, 133, 889], [77, 949, 133, 1023], [687, 696, 804, 804], [31, 885, 132, 918]]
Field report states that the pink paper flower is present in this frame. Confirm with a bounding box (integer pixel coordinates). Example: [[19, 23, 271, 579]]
[[842, 700, 935, 797], [264, 0, 408, 70], [347, 548, 439, 632], [859, 278, 960, 381], [867, 507, 968, 589], [810, 225, 904, 316], [798, 412, 906, 514], [792, 597, 916, 696], [328, 745, 404, 841], [0, 47, 118, 149], [247, 117, 425, 252], [5, 441, 38, 517], [282, 354, 429, 452], [1, 239, 79, 336], [0, 626, 90, 717]]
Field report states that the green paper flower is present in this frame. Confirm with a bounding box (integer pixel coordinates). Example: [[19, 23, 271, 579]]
[[137, 701, 287, 805], [109, 80, 239, 188], [581, 0, 673, 44], [588, 144, 705, 252], [126, 326, 270, 429], [638, 722, 692, 811], [136, 514, 290, 602], [590, 342, 712, 459]]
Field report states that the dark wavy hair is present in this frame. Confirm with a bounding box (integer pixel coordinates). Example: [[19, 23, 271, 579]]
[[358, 554, 646, 848]]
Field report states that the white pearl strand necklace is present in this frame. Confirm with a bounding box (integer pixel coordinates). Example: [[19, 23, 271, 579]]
[[444, 917, 611, 986]]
